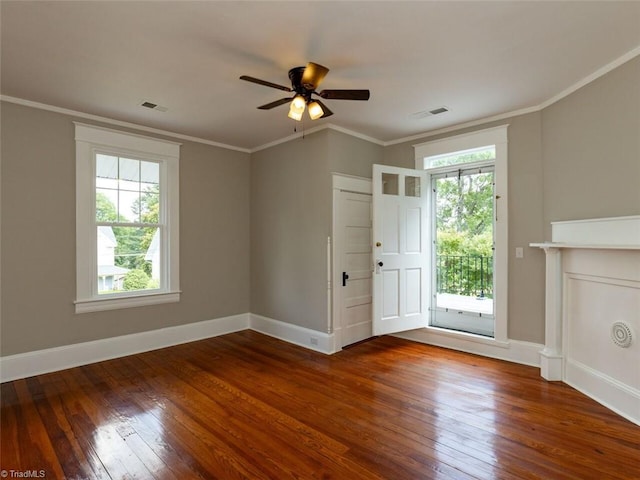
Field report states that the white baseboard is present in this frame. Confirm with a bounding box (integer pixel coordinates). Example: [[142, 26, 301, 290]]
[[0, 313, 340, 382], [565, 359, 640, 426], [249, 314, 337, 354], [0, 313, 250, 382], [4, 312, 637, 427], [393, 327, 543, 367]]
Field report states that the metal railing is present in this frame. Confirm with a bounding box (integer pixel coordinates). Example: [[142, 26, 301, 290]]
[[436, 255, 493, 299]]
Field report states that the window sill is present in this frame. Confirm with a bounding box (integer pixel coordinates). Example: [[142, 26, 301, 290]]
[[75, 291, 181, 314]]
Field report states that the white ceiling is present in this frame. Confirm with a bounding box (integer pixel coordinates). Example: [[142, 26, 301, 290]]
[[2, 1, 639, 151]]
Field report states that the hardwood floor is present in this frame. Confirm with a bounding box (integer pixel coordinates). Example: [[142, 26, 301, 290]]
[[1, 331, 639, 479]]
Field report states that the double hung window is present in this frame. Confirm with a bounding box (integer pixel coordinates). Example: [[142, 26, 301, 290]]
[[75, 123, 180, 313]]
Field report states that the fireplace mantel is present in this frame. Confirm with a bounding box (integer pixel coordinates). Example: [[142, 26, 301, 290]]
[[531, 215, 639, 425]]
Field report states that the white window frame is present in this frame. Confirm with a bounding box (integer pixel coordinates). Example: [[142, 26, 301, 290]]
[[74, 123, 181, 313], [414, 125, 508, 343]]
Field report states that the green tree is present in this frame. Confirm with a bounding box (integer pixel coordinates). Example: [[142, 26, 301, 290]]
[[435, 172, 493, 236], [132, 185, 159, 255], [97, 191, 154, 274], [112, 227, 148, 271], [435, 170, 494, 298], [123, 269, 150, 291], [96, 192, 118, 222]]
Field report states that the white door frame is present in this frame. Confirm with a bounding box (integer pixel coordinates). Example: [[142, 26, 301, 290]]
[[331, 173, 372, 350], [414, 125, 509, 344]]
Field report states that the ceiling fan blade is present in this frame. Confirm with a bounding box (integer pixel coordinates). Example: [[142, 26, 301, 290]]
[[257, 97, 293, 110], [315, 99, 333, 118], [318, 89, 370, 101], [301, 62, 329, 90], [240, 75, 292, 92]]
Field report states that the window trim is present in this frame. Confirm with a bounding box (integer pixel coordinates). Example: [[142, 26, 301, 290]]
[[74, 122, 181, 314], [414, 125, 508, 343]]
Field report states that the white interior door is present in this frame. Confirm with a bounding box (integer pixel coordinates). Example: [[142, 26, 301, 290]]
[[372, 164, 429, 336], [335, 190, 373, 347]]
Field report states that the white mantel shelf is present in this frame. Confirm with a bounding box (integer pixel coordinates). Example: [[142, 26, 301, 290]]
[[530, 242, 640, 250], [530, 216, 640, 426]]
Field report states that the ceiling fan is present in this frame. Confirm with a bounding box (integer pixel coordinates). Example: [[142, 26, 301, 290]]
[[239, 62, 370, 121]]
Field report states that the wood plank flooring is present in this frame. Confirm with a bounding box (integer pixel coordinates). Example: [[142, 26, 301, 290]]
[[1, 331, 639, 479]]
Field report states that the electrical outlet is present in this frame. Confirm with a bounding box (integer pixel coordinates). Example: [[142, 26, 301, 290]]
[[310, 337, 319, 346], [515, 247, 524, 258]]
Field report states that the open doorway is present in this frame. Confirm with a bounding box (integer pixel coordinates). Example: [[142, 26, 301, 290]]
[[430, 161, 495, 337]]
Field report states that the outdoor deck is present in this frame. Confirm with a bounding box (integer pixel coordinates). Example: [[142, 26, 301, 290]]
[[437, 293, 494, 315]]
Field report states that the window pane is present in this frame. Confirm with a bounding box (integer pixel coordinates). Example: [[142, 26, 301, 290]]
[[119, 157, 140, 182], [96, 176, 118, 189], [382, 173, 399, 195], [119, 179, 140, 192], [96, 154, 118, 178], [427, 145, 495, 168], [96, 189, 118, 222], [140, 192, 159, 223], [96, 154, 118, 189], [97, 226, 159, 294], [118, 190, 139, 222], [405, 176, 421, 197], [141, 160, 159, 185]]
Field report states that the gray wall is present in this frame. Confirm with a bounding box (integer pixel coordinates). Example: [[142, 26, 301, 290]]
[[250, 128, 383, 332], [542, 55, 640, 237], [250, 130, 331, 331], [2, 55, 637, 356], [327, 129, 384, 178], [1, 101, 251, 356]]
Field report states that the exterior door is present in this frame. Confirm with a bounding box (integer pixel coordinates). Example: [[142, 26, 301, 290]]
[[372, 165, 429, 336], [335, 190, 373, 347], [430, 167, 495, 337]]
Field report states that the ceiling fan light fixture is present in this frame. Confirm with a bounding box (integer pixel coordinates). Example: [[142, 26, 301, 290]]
[[287, 107, 303, 121], [240, 62, 369, 121], [288, 95, 306, 121], [308, 101, 324, 120], [291, 95, 306, 112]]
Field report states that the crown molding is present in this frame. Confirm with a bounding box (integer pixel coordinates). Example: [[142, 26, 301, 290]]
[[539, 44, 640, 110], [385, 44, 640, 147], [3, 44, 638, 153], [384, 106, 538, 147], [0, 95, 252, 154], [249, 123, 329, 153], [249, 123, 384, 153]]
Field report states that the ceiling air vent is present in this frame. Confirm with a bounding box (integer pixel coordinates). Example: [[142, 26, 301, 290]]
[[429, 106, 449, 115], [139, 101, 168, 112], [410, 106, 450, 119]]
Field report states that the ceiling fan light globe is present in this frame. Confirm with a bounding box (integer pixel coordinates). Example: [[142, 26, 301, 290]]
[[287, 108, 303, 121], [291, 95, 306, 111], [308, 101, 324, 120]]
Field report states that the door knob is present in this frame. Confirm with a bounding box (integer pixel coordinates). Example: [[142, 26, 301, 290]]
[[377, 261, 383, 267], [342, 271, 349, 286]]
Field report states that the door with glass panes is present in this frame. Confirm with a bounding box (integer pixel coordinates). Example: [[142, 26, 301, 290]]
[[372, 165, 429, 336]]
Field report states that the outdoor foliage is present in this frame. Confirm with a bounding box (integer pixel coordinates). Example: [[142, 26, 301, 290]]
[[132, 184, 159, 256], [123, 269, 151, 291], [96, 190, 157, 282], [436, 170, 494, 298]]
